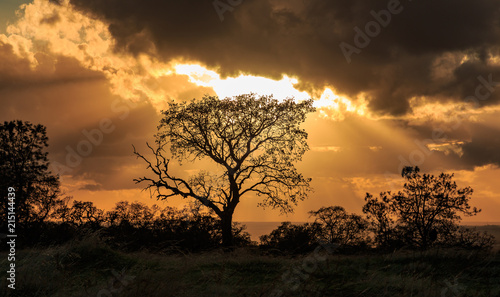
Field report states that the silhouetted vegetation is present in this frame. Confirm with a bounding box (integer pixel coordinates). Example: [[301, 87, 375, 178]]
[[260, 207, 371, 255], [260, 222, 322, 254], [13, 165, 493, 255], [12, 199, 253, 253], [0, 120, 66, 232], [1, 121, 495, 255], [363, 166, 494, 251], [0, 120, 254, 252], [259, 167, 494, 255], [134, 94, 316, 246], [98, 201, 252, 252], [310, 206, 370, 249]]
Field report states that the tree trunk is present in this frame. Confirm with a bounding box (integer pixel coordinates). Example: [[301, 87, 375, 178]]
[[221, 213, 233, 247]]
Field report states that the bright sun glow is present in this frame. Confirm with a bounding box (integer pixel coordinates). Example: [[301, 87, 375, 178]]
[[174, 63, 368, 120], [314, 88, 368, 120], [174, 64, 309, 100]]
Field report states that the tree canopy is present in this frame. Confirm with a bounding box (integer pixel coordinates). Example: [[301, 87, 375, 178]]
[[309, 206, 369, 247], [0, 120, 64, 228], [363, 166, 482, 249], [134, 94, 316, 246]]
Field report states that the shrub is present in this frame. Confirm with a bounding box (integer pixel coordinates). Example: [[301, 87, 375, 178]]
[[259, 222, 321, 254]]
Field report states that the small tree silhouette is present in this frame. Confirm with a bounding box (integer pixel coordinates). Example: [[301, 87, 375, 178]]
[[362, 192, 398, 248], [259, 222, 321, 254], [134, 94, 315, 246], [364, 167, 483, 249], [309, 206, 369, 247], [0, 120, 65, 229]]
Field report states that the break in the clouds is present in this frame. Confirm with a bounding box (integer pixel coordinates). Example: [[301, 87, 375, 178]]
[[67, 0, 500, 115], [2, 0, 500, 173]]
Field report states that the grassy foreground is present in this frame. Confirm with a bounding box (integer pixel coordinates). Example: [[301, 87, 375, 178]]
[[1, 235, 499, 297]]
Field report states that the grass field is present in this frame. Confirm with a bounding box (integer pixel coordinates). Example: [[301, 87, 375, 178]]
[[1, 231, 499, 297]]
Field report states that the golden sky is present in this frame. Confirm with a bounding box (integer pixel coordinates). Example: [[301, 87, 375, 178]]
[[1, 0, 500, 223]]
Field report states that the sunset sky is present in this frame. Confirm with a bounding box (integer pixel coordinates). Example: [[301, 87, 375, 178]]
[[1, 0, 500, 223]]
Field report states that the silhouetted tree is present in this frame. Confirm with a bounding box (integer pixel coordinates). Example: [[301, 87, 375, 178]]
[[363, 192, 401, 248], [0, 120, 64, 230], [55, 199, 104, 228], [309, 206, 369, 247], [134, 94, 315, 246], [104, 201, 158, 229], [364, 167, 482, 249]]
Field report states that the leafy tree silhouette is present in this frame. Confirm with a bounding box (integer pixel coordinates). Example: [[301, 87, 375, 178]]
[[364, 166, 482, 249], [259, 222, 321, 254], [55, 199, 104, 228], [134, 94, 315, 246], [0, 120, 65, 231], [309, 206, 369, 247], [362, 191, 400, 249]]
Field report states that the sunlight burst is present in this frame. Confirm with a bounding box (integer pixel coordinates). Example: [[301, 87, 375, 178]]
[[174, 64, 368, 121], [175, 64, 309, 101]]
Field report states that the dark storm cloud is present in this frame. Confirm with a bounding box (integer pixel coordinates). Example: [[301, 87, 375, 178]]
[[69, 0, 500, 115], [461, 123, 500, 168], [440, 61, 500, 104]]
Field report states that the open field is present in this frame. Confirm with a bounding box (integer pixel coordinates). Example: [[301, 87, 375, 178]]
[[1, 234, 499, 297]]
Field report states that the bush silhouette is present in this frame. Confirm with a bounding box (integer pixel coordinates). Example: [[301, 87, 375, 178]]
[[260, 222, 321, 254], [309, 206, 370, 248]]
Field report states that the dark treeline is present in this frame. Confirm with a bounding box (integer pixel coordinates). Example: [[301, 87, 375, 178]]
[[4, 195, 495, 255], [260, 207, 495, 254], [260, 167, 496, 254], [1, 119, 495, 255], [9, 200, 252, 252]]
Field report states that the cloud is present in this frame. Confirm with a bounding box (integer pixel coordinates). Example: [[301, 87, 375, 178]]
[[461, 123, 500, 168], [2, 0, 217, 111], [67, 0, 500, 116], [0, 39, 160, 189], [0, 0, 224, 192]]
